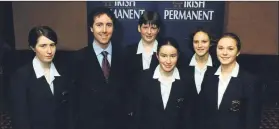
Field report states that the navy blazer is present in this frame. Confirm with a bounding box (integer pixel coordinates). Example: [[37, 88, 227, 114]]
[[72, 43, 126, 129], [131, 69, 196, 129], [9, 62, 74, 129], [197, 67, 262, 129]]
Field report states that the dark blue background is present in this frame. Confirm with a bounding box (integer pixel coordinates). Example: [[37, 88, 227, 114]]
[[87, 1, 225, 57]]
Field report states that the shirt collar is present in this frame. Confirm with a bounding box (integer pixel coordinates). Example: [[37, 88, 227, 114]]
[[189, 54, 213, 67], [214, 62, 239, 77], [32, 56, 60, 79], [92, 39, 112, 56], [136, 39, 158, 54], [153, 65, 180, 82]]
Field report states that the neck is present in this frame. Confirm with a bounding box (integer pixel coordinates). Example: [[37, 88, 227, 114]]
[[195, 53, 209, 68], [95, 39, 110, 49], [159, 66, 174, 78], [142, 40, 155, 47], [221, 61, 236, 74]]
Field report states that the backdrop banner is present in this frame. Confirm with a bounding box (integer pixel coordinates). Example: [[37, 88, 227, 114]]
[[87, 1, 225, 56]]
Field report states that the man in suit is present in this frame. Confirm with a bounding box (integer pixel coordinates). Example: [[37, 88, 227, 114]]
[[72, 7, 126, 129]]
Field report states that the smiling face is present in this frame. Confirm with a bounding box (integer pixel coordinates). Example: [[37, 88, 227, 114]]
[[217, 37, 240, 66], [193, 31, 210, 57], [157, 44, 178, 72], [32, 35, 56, 64], [138, 24, 159, 44], [90, 13, 113, 48]]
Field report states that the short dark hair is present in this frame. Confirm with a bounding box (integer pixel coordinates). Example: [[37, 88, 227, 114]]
[[138, 11, 161, 28], [188, 27, 215, 51], [28, 26, 57, 48], [218, 32, 241, 51], [157, 37, 180, 54], [88, 6, 116, 27]]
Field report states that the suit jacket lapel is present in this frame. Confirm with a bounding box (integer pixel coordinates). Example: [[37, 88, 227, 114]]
[[85, 44, 106, 82]]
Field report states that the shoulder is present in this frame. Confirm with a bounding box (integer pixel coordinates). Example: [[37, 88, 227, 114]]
[[124, 43, 138, 53], [238, 67, 259, 85], [10, 62, 33, 87]]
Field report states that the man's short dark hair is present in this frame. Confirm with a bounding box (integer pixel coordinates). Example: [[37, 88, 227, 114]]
[[88, 6, 116, 27]]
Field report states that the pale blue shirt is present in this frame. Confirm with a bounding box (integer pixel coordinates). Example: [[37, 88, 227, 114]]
[[32, 56, 60, 94], [92, 40, 112, 68]]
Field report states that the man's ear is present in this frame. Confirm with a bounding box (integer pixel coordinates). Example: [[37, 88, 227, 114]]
[[90, 27, 93, 32], [237, 51, 240, 56]]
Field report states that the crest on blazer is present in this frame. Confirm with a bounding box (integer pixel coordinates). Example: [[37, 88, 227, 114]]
[[176, 98, 185, 108], [230, 100, 240, 111]]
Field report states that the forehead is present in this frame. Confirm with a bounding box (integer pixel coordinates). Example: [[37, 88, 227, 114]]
[[159, 45, 177, 53], [141, 23, 157, 27], [218, 37, 237, 46], [194, 31, 209, 39], [94, 14, 113, 23], [37, 36, 55, 45]]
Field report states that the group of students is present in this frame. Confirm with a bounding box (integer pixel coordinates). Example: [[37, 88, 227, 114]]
[[8, 6, 262, 129]]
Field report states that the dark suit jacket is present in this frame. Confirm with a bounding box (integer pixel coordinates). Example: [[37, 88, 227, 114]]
[[9, 62, 74, 129], [197, 67, 262, 129], [72, 43, 126, 129], [131, 69, 196, 129]]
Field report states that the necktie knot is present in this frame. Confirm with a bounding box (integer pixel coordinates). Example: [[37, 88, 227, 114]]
[[101, 51, 108, 57]]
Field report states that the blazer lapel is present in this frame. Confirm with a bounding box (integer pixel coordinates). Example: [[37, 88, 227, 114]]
[[209, 75, 219, 110], [165, 80, 183, 111], [53, 76, 63, 96], [219, 77, 241, 110], [150, 52, 158, 70], [149, 79, 165, 111]]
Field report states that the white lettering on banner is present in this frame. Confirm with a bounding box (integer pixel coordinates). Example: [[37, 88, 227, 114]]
[[164, 10, 214, 20], [113, 9, 145, 19], [114, 1, 136, 7], [184, 1, 206, 8]]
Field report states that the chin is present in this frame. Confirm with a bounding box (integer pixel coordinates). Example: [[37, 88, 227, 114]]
[[163, 68, 174, 72]]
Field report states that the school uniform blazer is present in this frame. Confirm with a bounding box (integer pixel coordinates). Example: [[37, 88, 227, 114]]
[[197, 67, 262, 129], [124, 43, 158, 80], [132, 69, 196, 129], [72, 43, 126, 129], [9, 62, 74, 129]]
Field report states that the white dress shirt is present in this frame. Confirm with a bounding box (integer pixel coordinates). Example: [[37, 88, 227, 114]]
[[137, 39, 158, 70], [215, 62, 239, 109], [189, 54, 213, 94], [32, 56, 60, 94], [153, 65, 180, 109], [92, 40, 112, 67]]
